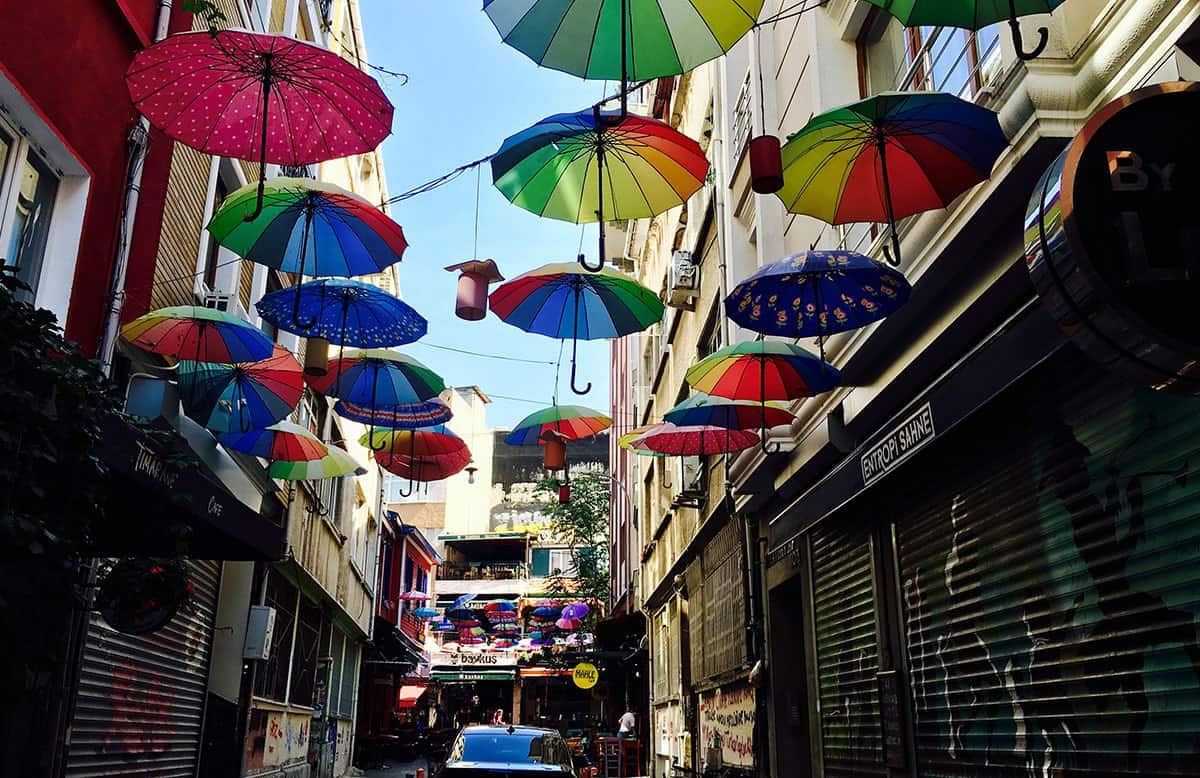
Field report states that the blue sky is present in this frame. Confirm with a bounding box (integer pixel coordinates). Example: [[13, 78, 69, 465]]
[[360, 2, 613, 430]]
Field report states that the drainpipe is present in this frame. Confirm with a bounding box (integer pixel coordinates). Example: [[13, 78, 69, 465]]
[[98, 0, 173, 375], [711, 62, 733, 348]]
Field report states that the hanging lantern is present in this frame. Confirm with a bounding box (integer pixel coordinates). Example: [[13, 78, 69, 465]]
[[541, 429, 567, 470], [559, 483, 571, 504], [749, 135, 784, 195], [304, 337, 329, 376], [445, 259, 505, 321]]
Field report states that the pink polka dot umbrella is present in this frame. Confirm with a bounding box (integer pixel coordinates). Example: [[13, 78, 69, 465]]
[[126, 28, 394, 218]]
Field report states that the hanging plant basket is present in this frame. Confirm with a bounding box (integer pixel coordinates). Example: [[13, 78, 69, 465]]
[[96, 558, 194, 635]]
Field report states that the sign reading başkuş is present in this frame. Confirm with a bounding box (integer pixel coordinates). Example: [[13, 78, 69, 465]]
[[860, 403, 935, 486], [430, 650, 517, 667], [698, 685, 755, 769]]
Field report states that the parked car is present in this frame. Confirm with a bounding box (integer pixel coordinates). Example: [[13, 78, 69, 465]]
[[437, 725, 577, 777]]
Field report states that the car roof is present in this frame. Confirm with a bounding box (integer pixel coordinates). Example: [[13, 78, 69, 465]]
[[461, 725, 561, 735]]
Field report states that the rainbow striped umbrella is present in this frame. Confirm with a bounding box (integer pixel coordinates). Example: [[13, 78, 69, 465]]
[[484, 0, 763, 82], [121, 305, 274, 363], [506, 405, 613, 445], [219, 419, 326, 462], [492, 109, 708, 271], [663, 393, 795, 432], [777, 92, 1007, 266], [334, 397, 453, 429], [268, 443, 365, 481], [177, 345, 304, 433], [491, 263, 663, 394]]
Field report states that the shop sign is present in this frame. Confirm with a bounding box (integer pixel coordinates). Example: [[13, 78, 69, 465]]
[[1026, 81, 1200, 394], [571, 662, 599, 689], [860, 403, 935, 486], [698, 685, 755, 769], [431, 650, 516, 667]]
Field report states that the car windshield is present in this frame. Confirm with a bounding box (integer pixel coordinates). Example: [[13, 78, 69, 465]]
[[457, 730, 554, 764]]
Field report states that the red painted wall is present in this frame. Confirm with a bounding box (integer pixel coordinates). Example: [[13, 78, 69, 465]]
[[0, 0, 187, 354]]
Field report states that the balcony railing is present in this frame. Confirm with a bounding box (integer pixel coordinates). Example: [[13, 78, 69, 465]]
[[437, 561, 528, 581], [399, 610, 424, 643]]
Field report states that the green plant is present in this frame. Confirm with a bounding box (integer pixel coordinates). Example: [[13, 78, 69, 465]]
[[535, 470, 611, 625], [183, 0, 227, 34]]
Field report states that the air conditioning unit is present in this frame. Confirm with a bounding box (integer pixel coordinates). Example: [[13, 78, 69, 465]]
[[203, 291, 250, 322], [667, 250, 699, 309], [243, 605, 277, 661], [671, 455, 705, 508]]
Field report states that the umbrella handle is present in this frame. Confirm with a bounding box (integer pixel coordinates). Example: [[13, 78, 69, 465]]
[[367, 377, 391, 452], [876, 135, 903, 268], [397, 476, 414, 498], [1008, 0, 1049, 60], [292, 206, 320, 329], [244, 59, 273, 223], [569, 289, 592, 395], [579, 109, 607, 273]]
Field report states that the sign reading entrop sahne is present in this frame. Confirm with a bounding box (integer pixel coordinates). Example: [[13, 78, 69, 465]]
[[699, 686, 755, 768]]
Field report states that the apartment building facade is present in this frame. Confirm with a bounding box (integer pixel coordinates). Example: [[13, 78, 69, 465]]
[[619, 1, 1200, 776]]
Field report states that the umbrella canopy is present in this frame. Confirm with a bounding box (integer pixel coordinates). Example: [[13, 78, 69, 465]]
[[862, 0, 1066, 59], [379, 449, 472, 484], [177, 345, 303, 433], [308, 351, 446, 427], [556, 617, 582, 631], [126, 29, 392, 217], [532, 606, 561, 619], [255, 277, 424, 347], [491, 262, 663, 394], [725, 251, 911, 350], [663, 393, 795, 431], [364, 426, 468, 459], [777, 92, 1007, 265], [268, 443, 365, 481], [446, 607, 478, 622], [563, 603, 590, 620], [485, 0, 763, 82], [335, 397, 453, 429], [121, 305, 274, 363], [618, 424, 670, 456], [492, 110, 709, 270], [686, 342, 841, 402], [432, 619, 456, 632], [399, 591, 430, 602], [485, 601, 517, 613], [219, 419, 327, 461], [506, 404, 613, 445], [213, 179, 407, 280], [413, 607, 440, 619], [637, 424, 759, 456]]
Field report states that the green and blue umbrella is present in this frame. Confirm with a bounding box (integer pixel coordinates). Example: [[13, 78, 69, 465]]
[[506, 404, 613, 445], [256, 278, 427, 346], [862, 0, 1067, 59], [484, 0, 764, 82], [490, 262, 663, 394], [777, 92, 1007, 266], [178, 345, 304, 433]]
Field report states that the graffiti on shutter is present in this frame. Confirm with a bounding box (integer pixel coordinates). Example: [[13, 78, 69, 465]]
[[811, 524, 885, 776], [896, 350, 1200, 776], [66, 560, 220, 777]]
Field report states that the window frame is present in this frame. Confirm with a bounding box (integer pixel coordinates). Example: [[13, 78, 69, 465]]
[[194, 157, 247, 303], [547, 548, 573, 577]]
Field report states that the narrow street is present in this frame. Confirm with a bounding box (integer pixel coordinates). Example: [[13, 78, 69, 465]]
[[363, 759, 429, 778]]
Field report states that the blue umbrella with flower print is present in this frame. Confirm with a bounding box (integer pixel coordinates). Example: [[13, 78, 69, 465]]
[[256, 277, 427, 347], [725, 250, 911, 363]]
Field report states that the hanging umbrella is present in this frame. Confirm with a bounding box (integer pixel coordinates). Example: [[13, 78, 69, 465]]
[[255, 277, 424, 346], [776, 92, 1008, 266], [663, 393, 795, 431], [126, 30, 392, 218], [335, 397, 453, 429], [484, 0, 763, 96], [219, 419, 326, 461], [532, 606, 561, 619], [413, 607, 440, 619], [453, 594, 477, 609], [446, 607, 479, 622], [686, 341, 840, 453], [432, 619, 456, 632], [862, 0, 1066, 60], [267, 443, 365, 481], [491, 262, 663, 394], [369, 426, 469, 496], [177, 345, 303, 433], [400, 591, 431, 602], [562, 603, 590, 620], [310, 350, 445, 446], [505, 404, 613, 445], [556, 616, 582, 631], [121, 305, 274, 363], [726, 251, 911, 360], [637, 424, 759, 456], [492, 109, 708, 270], [379, 449, 472, 485], [618, 424, 671, 456], [485, 601, 517, 614]]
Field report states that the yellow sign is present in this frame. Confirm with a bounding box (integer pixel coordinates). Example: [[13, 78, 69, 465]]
[[572, 662, 599, 689]]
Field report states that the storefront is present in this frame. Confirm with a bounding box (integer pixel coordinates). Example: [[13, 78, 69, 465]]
[[763, 81, 1200, 778], [430, 650, 519, 725]]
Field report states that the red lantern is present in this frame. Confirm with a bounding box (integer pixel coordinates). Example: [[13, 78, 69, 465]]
[[749, 135, 784, 195], [541, 430, 567, 470], [558, 484, 571, 504], [445, 259, 505, 321]]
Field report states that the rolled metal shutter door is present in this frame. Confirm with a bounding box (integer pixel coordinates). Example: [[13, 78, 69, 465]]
[[810, 524, 886, 776], [66, 560, 221, 777], [896, 353, 1200, 776]]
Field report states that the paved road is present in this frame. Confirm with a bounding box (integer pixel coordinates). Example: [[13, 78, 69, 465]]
[[363, 758, 430, 778]]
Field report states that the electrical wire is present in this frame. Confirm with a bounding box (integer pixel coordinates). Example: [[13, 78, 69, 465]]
[[754, 0, 826, 27], [410, 341, 558, 366]]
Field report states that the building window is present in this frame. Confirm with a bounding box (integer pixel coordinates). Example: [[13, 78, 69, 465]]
[[858, 13, 1001, 100], [260, 269, 283, 339], [337, 641, 358, 719], [195, 159, 246, 306], [328, 629, 345, 714], [254, 572, 297, 702], [201, 178, 228, 294], [0, 123, 59, 301], [289, 596, 322, 707], [548, 548, 573, 576]]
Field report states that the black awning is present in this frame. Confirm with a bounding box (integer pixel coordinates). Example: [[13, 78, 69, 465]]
[[91, 415, 285, 560]]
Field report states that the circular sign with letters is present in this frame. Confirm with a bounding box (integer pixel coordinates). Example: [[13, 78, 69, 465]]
[[572, 662, 599, 689], [1025, 81, 1200, 393]]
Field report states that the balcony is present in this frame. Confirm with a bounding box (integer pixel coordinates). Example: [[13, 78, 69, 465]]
[[437, 561, 528, 581], [399, 610, 424, 644]]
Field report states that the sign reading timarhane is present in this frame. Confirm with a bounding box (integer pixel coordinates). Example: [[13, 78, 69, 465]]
[[861, 403, 935, 485]]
